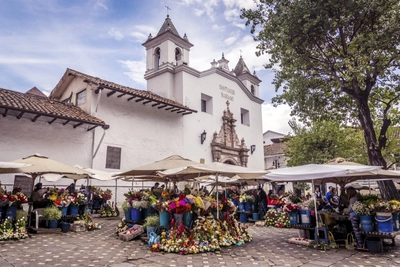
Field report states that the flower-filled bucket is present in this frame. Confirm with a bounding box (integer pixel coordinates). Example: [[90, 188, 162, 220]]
[[173, 213, 183, 227], [59, 207, 68, 217], [183, 212, 193, 228], [393, 214, 399, 231], [288, 211, 299, 224], [125, 208, 132, 221], [68, 204, 79, 216], [300, 210, 311, 225], [240, 213, 247, 223], [375, 212, 393, 233], [238, 202, 245, 211], [5, 206, 17, 219], [159, 211, 170, 227], [131, 208, 142, 221], [359, 215, 374, 232], [244, 202, 252, 212], [48, 220, 59, 229]]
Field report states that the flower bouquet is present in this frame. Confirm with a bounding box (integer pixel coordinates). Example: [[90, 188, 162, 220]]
[[7, 189, 28, 207], [283, 203, 298, 213], [352, 201, 373, 216]]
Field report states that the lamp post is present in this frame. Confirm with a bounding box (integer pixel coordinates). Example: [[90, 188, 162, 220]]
[[200, 130, 207, 144]]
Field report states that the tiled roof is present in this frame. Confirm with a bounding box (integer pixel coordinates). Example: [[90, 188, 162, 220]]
[[52, 68, 197, 115], [233, 56, 251, 76], [264, 143, 287, 156], [0, 87, 107, 130], [157, 16, 180, 37]]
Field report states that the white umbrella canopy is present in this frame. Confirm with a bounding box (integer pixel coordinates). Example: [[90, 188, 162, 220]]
[[158, 162, 269, 180], [117, 155, 201, 177], [0, 162, 32, 174], [42, 166, 119, 182], [11, 153, 91, 190]]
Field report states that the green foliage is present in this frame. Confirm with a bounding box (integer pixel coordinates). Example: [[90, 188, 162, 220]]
[[43, 205, 62, 220], [121, 201, 131, 212], [284, 120, 368, 166], [293, 182, 310, 193], [16, 209, 28, 223], [143, 215, 160, 227], [241, 0, 400, 168]]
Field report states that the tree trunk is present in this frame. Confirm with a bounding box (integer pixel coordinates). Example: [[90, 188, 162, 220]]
[[353, 91, 399, 200], [377, 180, 400, 200]]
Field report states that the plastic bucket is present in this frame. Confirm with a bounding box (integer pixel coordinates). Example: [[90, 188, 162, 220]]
[[245, 202, 252, 212], [238, 202, 245, 211], [366, 239, 381, 253], [131, 208, 142, 221], [68, 204, 79, 216], [60, 222, 70, 233], [124, 208, 132, 221], [183, 212, 193, 228], [48, 220, 59, 229], [252, 213, 260, 221], [393, 214, 399, 231], [376, 212, 393, 233], [289, 211, 299, 224], [360, 215, 374, 232], [300, 210, 311, 225], [232, 199, 238, 206], [240, 213, 247, 223], [159, 211, 170, 227], [6, 206, 17, 219], [59, 207, 67, 217]]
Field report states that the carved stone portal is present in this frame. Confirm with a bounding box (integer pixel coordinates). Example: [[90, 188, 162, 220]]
[[211, 101, 249, 166]]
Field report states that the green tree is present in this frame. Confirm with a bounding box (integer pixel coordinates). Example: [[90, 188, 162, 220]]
[[284, 120, 367, 166], [241, 0, 400, 169]]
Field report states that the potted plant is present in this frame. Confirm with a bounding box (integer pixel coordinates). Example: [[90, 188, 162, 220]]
[[143, 215, 159, 238], [43, 205, 62, 228]]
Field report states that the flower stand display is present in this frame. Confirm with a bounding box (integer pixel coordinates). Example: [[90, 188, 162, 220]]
[[100, 202, 119, 218], [375, 212, 393, 233], [150, 214, 252, 254], [0, 217, 28, 240], [59, 206, 68, 217], [264, 209, 290, 228]]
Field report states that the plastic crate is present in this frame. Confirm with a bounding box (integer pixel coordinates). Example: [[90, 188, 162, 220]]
[[118, 224, 144, 241]]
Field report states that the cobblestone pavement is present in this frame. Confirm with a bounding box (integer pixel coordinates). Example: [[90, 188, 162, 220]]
[[0, 217, 400, 267]]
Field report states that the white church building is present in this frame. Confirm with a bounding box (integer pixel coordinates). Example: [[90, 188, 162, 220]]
[[0, 16, 265, 190]]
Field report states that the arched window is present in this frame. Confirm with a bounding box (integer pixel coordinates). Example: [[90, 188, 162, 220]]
[[154, 48, 160, 70], [251, 85, 255, 95], [175, 48, 182, 61]]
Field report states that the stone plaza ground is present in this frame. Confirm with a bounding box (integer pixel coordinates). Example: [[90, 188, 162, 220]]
[[0, 217, 400, 267]]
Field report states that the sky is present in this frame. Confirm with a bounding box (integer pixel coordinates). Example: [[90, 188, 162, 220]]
[[0, 0, 293, 135]]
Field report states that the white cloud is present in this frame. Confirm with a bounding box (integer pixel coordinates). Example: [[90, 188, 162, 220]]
[[108, 28, 124, 41], [96, 2, 108, 10], [224, 35, 238, 46], [119, 60, 147, 87], [262, 103, 293, 135], [130, 32, 147, 42], [193, 8, 204, 16], [224, 8, 240, 22], [211, 24, 225, 31]]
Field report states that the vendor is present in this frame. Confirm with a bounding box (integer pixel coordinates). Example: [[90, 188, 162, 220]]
[[66, 183, 75, 194], [343, 186, 364, 249], [31, 183, 50, 209], [256, 186, 267, 218]]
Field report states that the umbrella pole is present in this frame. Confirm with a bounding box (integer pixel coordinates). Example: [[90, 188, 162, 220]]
[[216, 173, 219, 221], [131, 179, 134, 191], [115, 179, 117, 204], [312, 180, 318, 228]]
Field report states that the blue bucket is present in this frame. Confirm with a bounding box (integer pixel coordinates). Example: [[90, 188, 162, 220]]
[[252, 213, 260, 220], [360, 215, 374, 232], [68, 204, 79, 216], [48, 220, 59, 229], [159, 211, 170, 227], [245, 202, 252, 212], [289, 211, 299, 224], [393, 214, 399, 231], [240, 213, 247, 223], [6, 206, 17, 219], [300, 210, 311, 225], [125, 208, 132, 221], [376, 212, 393, 233], [183, 212, 193, 228], [232, 199, 238, 206], [59, 207, 67, 217], [131, 208, 142, 221], [238, 202, 245, 211]]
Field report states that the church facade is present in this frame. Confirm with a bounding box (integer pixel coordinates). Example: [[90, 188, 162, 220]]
[[0, 16, 265, 183]]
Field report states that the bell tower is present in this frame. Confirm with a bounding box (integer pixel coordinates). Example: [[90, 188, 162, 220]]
[[142, 16, 193, 100]]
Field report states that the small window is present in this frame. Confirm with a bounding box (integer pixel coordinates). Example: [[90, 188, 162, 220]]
[[240, 108, 250, 126], [76, 89, 86, 106], [201, 99, 207, 112], [251, 85, 255, 95], [106, 146, 121, 169], [201, 93, 213, 114], [175, 48, 182, 61], [154, 48, 161, 70]]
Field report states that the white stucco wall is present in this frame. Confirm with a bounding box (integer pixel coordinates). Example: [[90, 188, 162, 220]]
[[0, 115, 93, 184], [91, 89, 184, 172], [263, 130, 285, 145]]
